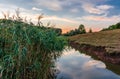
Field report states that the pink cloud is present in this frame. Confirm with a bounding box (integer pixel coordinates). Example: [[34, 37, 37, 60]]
[[97, 5, 114, 10], [82, 2, 114, 15], [81, 15, 120, 21]]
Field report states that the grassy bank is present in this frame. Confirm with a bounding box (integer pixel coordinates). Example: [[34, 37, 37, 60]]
[[69, 29, 120, 54]]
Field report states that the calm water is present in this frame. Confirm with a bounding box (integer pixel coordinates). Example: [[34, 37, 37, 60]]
[[55, 47, 120, 79]]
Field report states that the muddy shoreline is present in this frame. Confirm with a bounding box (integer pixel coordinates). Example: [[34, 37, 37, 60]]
[[69, 41, 120, 65]]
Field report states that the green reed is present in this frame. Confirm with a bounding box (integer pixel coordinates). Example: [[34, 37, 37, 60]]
[[0, 19, 67, 79]]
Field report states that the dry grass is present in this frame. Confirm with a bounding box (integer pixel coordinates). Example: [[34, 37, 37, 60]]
[[69, 29, 120, 54]]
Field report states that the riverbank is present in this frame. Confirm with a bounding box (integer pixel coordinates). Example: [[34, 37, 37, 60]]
[[68, 29, 120, 65]]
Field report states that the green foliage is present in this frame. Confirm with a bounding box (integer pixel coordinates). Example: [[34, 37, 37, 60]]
[[101, 22, 120, 31], [78, 24, 86, 33], [0, 19, 67, 79], [52, 28, 62, 36], [64, 24, 86, 36]]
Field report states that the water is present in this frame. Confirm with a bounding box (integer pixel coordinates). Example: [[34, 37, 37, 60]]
[[55, 47, 120, 79]]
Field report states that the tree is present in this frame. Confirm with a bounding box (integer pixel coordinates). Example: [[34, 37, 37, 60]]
[[116, 22, 120, 28], [78, 24, 86, 34], [89, 28, 92, 33], [64, 24, 86, 36]]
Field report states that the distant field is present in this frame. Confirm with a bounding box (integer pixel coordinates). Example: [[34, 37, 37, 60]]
[[69, 29, 120, 54]]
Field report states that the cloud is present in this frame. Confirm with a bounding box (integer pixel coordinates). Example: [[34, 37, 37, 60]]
[[82, 3, 103, 14], [35, 0, 62, 11], [82, 60, 106, 69], [70, 8, 79, 13], [41, 15, 78, 23], [97, 5, 114, 10], [75, 14, 120, 32], [0, 3, 20, 18], [34, 0, 102, 12], [79, 15, 120, 22], [0, 0, 119, 33], [32, 7, 42, 11], [82, 3, 114, 15], [32, 0, 111, 16], [0, 3, 38, 23]]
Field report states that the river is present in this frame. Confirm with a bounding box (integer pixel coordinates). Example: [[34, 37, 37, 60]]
[[55, 47, 120, 79]]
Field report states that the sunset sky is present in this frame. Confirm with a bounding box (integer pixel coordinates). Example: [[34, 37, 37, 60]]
[[0, 0, 120, 33]]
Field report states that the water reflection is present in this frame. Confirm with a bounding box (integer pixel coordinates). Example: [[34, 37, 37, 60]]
[[55, 47, 120, 79]]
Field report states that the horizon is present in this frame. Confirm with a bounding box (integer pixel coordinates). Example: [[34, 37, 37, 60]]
[[0, 0, 120, 33]]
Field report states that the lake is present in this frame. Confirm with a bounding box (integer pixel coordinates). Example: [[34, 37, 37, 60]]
[[55, 47, 120, 79]]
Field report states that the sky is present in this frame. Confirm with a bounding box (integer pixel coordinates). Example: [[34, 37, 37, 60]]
[[0, 0, 120, 33]]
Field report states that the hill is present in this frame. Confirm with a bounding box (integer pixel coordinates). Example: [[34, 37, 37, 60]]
[[69, 29, 120, 54]]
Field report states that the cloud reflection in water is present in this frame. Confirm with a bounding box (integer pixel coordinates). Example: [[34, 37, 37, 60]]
[[56, 47, 120, 79]]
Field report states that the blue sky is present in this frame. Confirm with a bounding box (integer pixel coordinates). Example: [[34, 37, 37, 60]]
[[0, 0, 120, 32]]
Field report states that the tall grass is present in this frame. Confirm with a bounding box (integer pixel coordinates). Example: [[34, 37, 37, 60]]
[[0, 19, 67, 79]]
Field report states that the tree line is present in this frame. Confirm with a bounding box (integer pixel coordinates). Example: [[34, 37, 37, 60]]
[[64, 21, 120, 36], [64, 24, 92, 36], [101, 22, 120, 31]]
